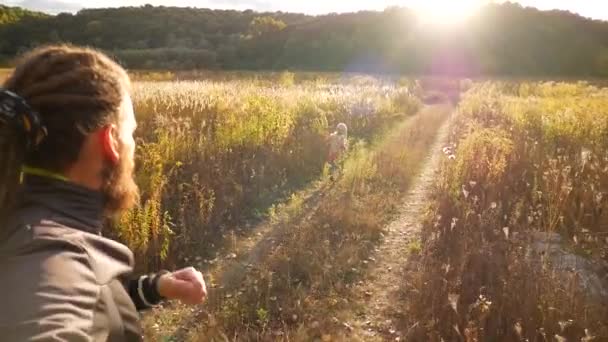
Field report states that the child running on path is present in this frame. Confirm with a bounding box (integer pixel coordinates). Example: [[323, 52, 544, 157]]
[[327, 122, 348, 180]]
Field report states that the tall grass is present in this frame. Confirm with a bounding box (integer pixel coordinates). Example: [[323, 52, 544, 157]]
[[115, 78, 421, 272], [407, 82, 608, 341]]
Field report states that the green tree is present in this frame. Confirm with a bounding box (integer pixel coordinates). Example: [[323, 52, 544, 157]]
[[596, 48, 608, 77], [248, 16, 286, 37], [0, 3, 607, 76]]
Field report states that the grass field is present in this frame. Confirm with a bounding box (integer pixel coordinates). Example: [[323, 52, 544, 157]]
[[112, 73, 453, 340], [2, 66, 606, 340], [406, 81, 608, 341], [119, 74, 427, 273]]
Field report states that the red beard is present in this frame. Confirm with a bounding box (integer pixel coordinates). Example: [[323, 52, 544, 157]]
[[102, 145, 140, 217]]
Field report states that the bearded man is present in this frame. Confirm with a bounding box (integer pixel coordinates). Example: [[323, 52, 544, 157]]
[[0, 45, 206, 341]]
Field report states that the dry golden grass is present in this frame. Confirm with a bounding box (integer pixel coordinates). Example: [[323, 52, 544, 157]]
[[139, 104, 451, 341], [118, 73, 438, 341], [407, 81, 608, 341], [114, 77, 421, 272]]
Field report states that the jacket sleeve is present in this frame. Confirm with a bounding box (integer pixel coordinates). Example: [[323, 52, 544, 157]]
[[0, 237, 98, 341], [126, 270, 169, 311]]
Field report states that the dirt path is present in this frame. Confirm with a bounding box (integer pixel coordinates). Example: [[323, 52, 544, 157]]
[[157, 179, 334, 341], [344, 112, 451, 341]]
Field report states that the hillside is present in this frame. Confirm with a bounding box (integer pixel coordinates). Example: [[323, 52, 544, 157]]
[[1, 3, 608, 76], [0, 5, 46, 25]]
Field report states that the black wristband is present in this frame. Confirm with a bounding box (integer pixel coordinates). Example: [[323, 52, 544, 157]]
[[128, 270, 171, 311]]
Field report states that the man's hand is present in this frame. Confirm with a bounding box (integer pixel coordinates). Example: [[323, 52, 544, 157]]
[[157, 267, 207, 305]]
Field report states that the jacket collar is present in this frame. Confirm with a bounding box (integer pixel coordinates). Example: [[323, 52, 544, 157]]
[[19, 175, 105, 235]]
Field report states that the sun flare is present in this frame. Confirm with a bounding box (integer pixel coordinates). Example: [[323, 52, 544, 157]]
[[410, 0, 482, 26]]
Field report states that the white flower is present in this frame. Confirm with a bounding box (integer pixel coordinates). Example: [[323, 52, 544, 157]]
[[462, 185, 469, 199], [595, 192, 603, 204], [581, 147, 591, 162], [451, 218, 459, 231], [448, 293, 459, 313]]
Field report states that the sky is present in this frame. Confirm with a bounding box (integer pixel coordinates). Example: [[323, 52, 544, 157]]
[[3, 0, 608, 21]]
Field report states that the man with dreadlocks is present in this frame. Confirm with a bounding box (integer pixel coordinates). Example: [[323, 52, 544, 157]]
[[0, 45, 206, 341]]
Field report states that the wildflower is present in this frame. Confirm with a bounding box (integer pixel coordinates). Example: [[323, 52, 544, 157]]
[[584, 329, 596, 341], [595, 192, 603, 204], [451, 217, 459, 231], [558, 320, 574, 332], [448, 293, 459, 313], [513, 321, 523, 336], [477, 294, 492, 312], [462, 185, 469, 199]]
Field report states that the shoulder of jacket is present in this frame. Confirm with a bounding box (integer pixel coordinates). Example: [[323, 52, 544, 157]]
[[15, 220, 134, 286]]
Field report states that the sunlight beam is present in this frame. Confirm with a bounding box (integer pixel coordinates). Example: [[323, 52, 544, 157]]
[[409, 0, 482, 27]]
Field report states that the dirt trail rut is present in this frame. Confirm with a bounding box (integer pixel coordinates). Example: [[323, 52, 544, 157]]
[[346, 111, 451, 341], [165, 180, 333, 340], [157, 105, 452, 341]]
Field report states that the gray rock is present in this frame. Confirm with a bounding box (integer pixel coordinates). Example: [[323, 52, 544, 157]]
[[527, 232, 608, 305]]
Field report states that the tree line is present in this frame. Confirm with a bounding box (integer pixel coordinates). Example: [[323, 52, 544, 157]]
[[1, 3, 607, 76]]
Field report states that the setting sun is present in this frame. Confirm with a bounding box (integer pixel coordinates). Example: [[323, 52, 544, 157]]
[[409, 0, 482, 26]]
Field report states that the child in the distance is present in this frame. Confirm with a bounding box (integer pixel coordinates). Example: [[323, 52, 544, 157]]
[[327, 123, 348, 180]]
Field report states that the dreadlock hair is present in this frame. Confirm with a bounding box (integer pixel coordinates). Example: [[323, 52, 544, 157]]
[[0, 44, 130, 220]]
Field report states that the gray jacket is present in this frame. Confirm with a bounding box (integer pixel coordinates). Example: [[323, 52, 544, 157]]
[[0, 176, 164, 341]]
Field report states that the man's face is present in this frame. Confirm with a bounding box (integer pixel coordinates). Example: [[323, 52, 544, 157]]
[[102, 92, 140, 215]]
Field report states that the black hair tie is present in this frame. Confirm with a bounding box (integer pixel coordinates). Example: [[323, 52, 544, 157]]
[[0, 89, 47, 151]]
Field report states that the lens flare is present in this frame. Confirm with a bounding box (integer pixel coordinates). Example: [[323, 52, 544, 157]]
[[410, 0, 482, 26]]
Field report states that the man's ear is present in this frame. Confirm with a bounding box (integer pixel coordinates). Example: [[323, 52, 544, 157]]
[[99, 125, 120, 165]]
